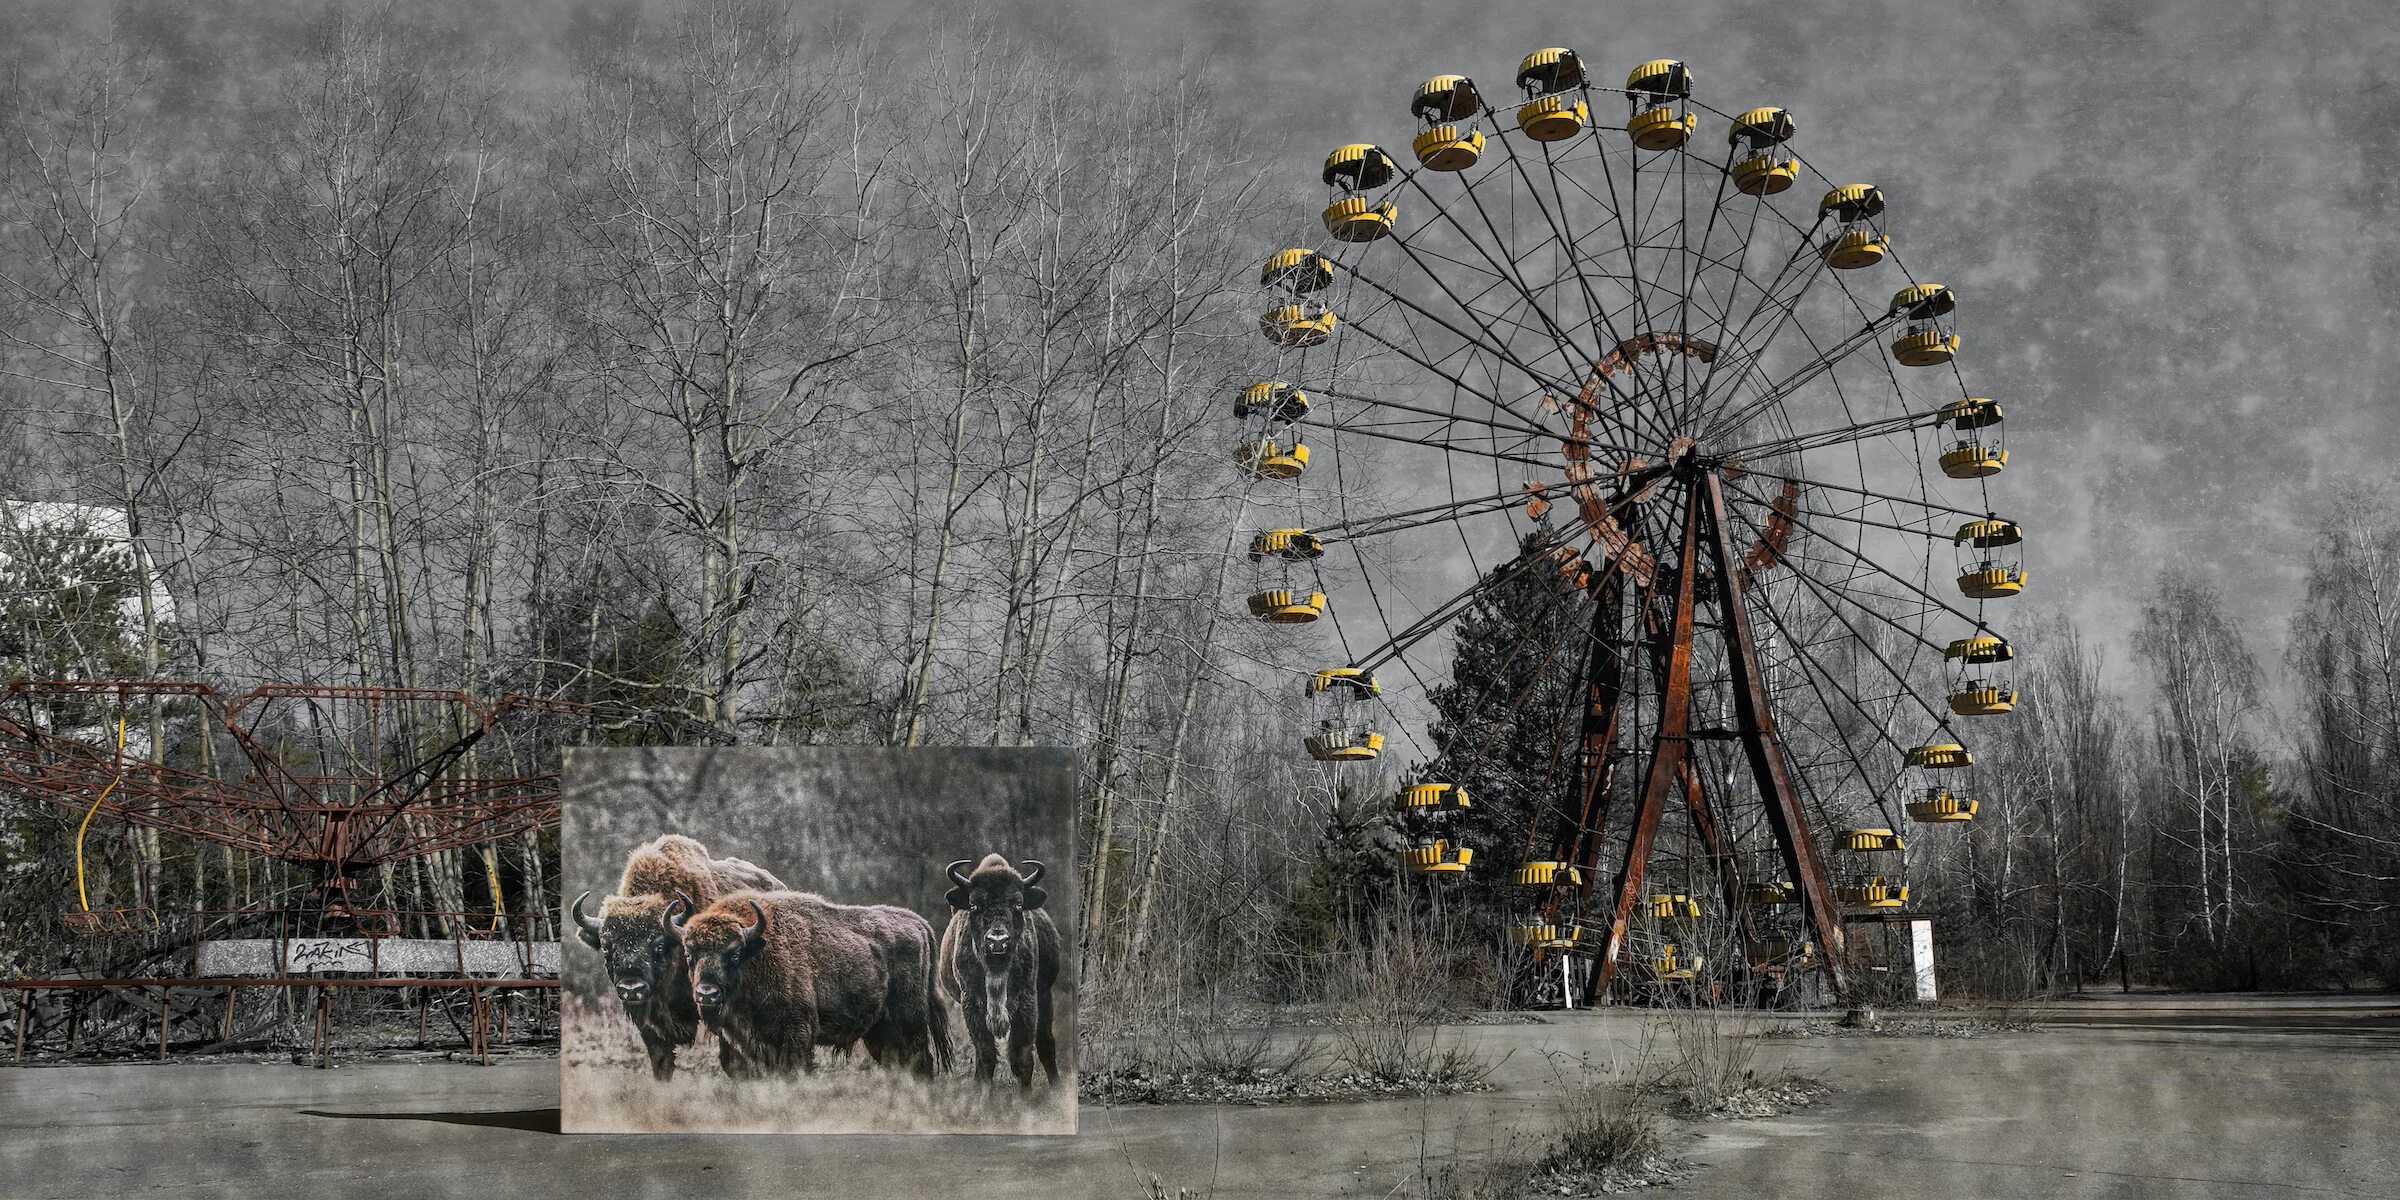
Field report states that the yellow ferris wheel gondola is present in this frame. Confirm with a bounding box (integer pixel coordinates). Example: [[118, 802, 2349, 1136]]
[[1514, 47, 1588, 142], [1397, 782, 1473, 812], [1955, 516, 2026, 599], [1936, 396, 2007, 478], [1624, 59, 1697, 150], [1410, 75, 1486, 171], [1890, 282, 1960, 366], [1512, 860, 1580, 886], [1819, 183, 1889, 269], [1321, 144, 1398, 242], [1905, 788, 1979, 823], [1305, 667, 1385, 761], [1728, 106, 1798, 195], [1405, 839, 1473, 874]]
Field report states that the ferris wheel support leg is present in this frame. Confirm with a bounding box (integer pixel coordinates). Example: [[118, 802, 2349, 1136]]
[[1594, 490, 1703, 1002], [1700, 472, 1854, 1001]]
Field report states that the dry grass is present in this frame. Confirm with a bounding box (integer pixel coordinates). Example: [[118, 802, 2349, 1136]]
[[561, 998, 1073, 1134]]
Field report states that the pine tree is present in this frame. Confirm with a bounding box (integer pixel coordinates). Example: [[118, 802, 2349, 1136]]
[[1415, 523, 1596, 900]]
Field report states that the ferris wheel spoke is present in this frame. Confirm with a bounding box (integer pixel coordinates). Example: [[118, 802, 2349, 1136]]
[[1400, 172, 1613, 382], [1721, 478, 1994, 637], [1329, 262, 1580, 434], [1306, 384, 1576, 445], [1306, 487, 1542, 543], [1485, 116, 1686, 451], [1723, 410, 1939, 460], [1350, 546, 1562, 671], [1309, 416, 1570, 472], [1734, 465, 1988, 520], [1742, 551, 1955, 748], [1696, 316, 1895, 442], [1741, 597, 1905, 829]]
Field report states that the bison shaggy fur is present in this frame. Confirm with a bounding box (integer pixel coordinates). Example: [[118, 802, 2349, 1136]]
[[573, 834, 783, 1080], [674, 889, 951, 1078], [939, 853, 1063, 1088]]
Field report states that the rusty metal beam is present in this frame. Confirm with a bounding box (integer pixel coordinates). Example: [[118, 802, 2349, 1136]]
[[1699, 472, 1851, 999], [1593, 480, 1702, 998]]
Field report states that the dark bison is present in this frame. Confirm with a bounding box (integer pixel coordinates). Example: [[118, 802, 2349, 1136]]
[[572, 834, 783, 1080], [672, 889, 951, 1078], [940, 854, 1063, 1088]]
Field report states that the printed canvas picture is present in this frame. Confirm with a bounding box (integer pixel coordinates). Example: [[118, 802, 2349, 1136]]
[[560, 746, 1075, 1134]]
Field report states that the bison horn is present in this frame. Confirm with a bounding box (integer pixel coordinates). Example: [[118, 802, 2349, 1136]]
[[737, 899, 767, 957], [572, 892, 603, 948], [1019, 859, 1046, 887], [946, 859, 976, 888], [664, 893, 693, 930]]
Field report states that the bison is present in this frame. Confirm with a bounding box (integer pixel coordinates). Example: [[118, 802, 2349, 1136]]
[[940, 854, 1063, 1088], [672, 889, 951, 1078], [572, 834, 783, 1080]]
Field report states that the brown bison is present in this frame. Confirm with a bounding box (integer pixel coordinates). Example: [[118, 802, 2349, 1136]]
[[940, 854, 1063, 1088], [672, 889, 951, 1078], [572, 834, 783, 1080]]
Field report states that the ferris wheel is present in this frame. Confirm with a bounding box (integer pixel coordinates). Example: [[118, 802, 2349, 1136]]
[[1237, 48, 2023, 1002]]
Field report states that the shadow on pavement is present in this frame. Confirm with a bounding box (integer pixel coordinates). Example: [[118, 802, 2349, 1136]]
[[301, 1107, 562, 1134]]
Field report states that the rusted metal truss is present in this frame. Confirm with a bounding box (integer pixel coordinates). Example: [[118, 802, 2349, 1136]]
[[0, 680, 593, 876]]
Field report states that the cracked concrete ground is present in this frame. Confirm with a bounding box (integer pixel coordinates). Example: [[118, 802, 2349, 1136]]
[[1, 992, 2393, 1199]]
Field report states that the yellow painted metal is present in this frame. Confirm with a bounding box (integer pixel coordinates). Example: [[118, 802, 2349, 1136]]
[[1404, 839, 1472, 873], [1820, 183, 1885, 221], [1517, 95, 1588, 142], [1247, 588, 1327, 623], [1747, 880, 1797, 905], [1955, 518, 2023, 547], [1940, 443, 2007, 478], [1892, 329, 1960, 366], [1250, 528, 1325, 560], [1822, 228, 1890, 269], [1260, 248, 1333, 292], [1399, 782, 1473, 812], [1838, 877, 1910, 908], [1729, 106, 1796, 145], [1938, 397, 2003, 429], [1945, 635, 2013, 664], [1308, 667, 1380, 698], [1905, 790, 1979, 823], [1627, 107, 1697, 150], [1959, 565, 2027, 599], [1259, 303, 1338, 347], [1411, 125, 1485, 171], [1238, 381, 1313, 422], [1322, 195, 1397, 242], [1322, 143, 1397, 190], [1905, 743, 1974, 769], [1412, 74, 1482, 121], [1842, 827, 1906, 852], [1512, 860, 1579, 886], [1306, 729, 1386, 761], [1510, 922, 1560, 947], [1234, 438, 1309, 479], [1649, 893, 1702, 920], [1948, 685, 2018, 716], [1625, 59, 1693, 97], [1892, 282, 1956, 318], [1732, 153, 1798, 196], [1516, 47, 1584, 94]]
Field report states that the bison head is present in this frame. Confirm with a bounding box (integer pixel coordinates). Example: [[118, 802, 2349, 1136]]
[[573, 890, 694, 1008], [673, 897, 769, 1019], [946, 854, 1047, 962]]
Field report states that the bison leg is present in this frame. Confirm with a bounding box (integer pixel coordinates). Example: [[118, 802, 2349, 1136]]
[[639, 1026, 678, 1081], [1036, 984, 1059, 1085], [961, 999, 999, 1082], [717, 1037, 758, 1079]]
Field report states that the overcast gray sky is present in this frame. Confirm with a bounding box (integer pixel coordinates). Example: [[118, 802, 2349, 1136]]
[[992, 0, 2400, 678]]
